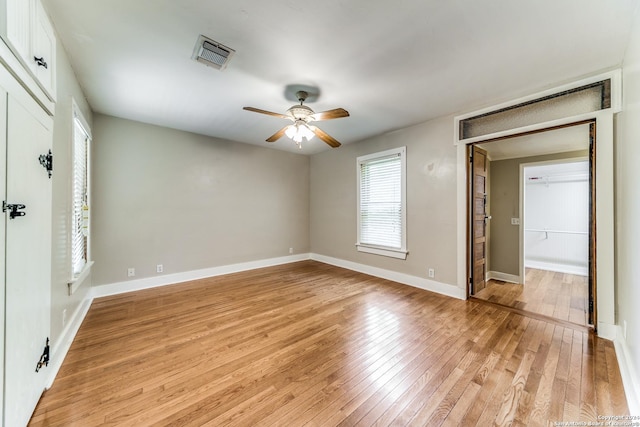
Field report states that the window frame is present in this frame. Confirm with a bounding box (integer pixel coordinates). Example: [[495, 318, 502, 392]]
[[68, 99, 92, 291], [356, 146, 408, 260]]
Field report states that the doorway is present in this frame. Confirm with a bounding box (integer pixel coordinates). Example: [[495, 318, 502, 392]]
[[467, 122, 595, 328]]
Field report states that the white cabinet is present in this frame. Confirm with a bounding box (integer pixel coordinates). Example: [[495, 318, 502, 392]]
[[0, 61, 53, 427], [0, 0, 56, 101], [3, 0, 30, 62], [32, 0, 56, 98]]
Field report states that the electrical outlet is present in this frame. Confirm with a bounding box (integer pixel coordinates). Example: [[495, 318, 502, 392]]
[[127, 267, 135, 277], [62, 309, 67, 327], [157, 264, 163, 273], [428, 268, 435, 278], [511, 218, 520, 225], [289, 247, 293, 254]]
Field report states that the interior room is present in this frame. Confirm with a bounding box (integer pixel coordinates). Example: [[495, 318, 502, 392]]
[[473, 126, 592, 327], [1, 1, 639, 425]]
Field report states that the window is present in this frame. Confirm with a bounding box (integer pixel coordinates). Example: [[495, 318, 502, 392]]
[[71, 101, 91, 279], [356, 147, 407, 259]]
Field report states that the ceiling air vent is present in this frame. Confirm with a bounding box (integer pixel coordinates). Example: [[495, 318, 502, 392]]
[[191, 35, 235, 71]]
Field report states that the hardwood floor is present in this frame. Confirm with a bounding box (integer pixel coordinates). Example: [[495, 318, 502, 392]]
[[474, 268, 589, 327], [30, 261, 627, 426]]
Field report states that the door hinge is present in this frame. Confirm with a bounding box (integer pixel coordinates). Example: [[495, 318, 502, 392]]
[[589, 299, 594, 313], [38, 149, 53, 178], [2, 201, 26, 219], [35, 338, 50, 373]]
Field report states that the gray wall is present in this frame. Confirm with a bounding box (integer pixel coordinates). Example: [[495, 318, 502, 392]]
[[310, 115, 459, 286], [91, 115, 310, 286], [488, 150, 587, 276], [50, 40, 93, 346], [616, 5, 640, 408]]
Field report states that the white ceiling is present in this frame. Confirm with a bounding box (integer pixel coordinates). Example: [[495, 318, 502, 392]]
[[42, 0, 638, 155]]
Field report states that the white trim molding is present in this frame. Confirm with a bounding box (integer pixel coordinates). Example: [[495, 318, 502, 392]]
[[68, 260, 94, 295], [523, 260, 587, 277], [453, 69, 621, 145], [46, 297, 92, 389], [486, 271, 521, 284], [311, 253, 466, 300], [91, 254, 311, 299], [614, 326, 640, 415]]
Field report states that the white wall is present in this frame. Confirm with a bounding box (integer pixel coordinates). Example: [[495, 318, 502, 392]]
[[524, 162, 589, 276], [615, 5, 640, 413], [49, 36, 93, 355], [91, 115, 310, 287]]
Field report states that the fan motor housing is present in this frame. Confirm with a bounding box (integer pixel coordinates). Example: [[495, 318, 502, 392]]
[[287, 104, 314, 120]]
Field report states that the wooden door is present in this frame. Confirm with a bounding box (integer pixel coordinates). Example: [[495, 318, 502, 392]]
[[4, 93, 52, 427], [470, 145, 488, 294], [588, 122, 596, 326]]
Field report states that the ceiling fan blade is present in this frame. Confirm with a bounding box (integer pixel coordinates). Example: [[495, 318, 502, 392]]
[[266, 126, 290, 142], [310, 126, 341, 148], [243, 107, 291, 120], [310, 108, 350, 121]]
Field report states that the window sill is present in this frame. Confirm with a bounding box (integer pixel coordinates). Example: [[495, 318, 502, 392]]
[[356, 244, 408, 260], [68, 261, 94, 295]]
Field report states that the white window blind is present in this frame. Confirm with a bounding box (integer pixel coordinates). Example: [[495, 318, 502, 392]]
[[72, 113, 90, 276], [357, 147, 407, 259]]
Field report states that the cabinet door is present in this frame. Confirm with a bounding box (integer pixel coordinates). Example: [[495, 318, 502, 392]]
[[32, 0, 56, 100], [3, 0, 32, 65], [0, 85, 6, 427], [4, 93, 52, 427]]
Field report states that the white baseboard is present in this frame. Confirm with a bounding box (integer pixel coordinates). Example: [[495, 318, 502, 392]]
[[91, 254, 311, 299], [310, 253, 466, 300], [487, 271, 521, 284], [525, 260, 588, 276], [597, 321, 617, 341], [46, 296, 93, 389], [614, 326, 640, 415]]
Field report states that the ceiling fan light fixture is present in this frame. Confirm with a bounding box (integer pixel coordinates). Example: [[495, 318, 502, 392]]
[[243, 88, 348, 148], [285, 122, 314, 148]]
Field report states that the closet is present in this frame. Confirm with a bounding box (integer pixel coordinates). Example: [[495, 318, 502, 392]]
[[0, 0, 56, 425]]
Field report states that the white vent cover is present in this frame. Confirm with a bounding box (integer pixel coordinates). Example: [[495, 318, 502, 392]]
[[191, 35, 235, 70]]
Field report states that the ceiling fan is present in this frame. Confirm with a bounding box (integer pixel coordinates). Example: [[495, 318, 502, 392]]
[[243, 91, 349, 148]]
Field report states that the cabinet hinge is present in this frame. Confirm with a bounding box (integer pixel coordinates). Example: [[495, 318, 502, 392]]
[[35, 338, 50, 373], [2, 201, 26, 219]]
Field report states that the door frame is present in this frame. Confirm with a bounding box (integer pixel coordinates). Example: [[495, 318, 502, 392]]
[[462, 116, 611, 334]]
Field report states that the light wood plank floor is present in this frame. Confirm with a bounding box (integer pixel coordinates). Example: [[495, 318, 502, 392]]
[[474, 269, 589, 327], [30, 261, 627, 426]]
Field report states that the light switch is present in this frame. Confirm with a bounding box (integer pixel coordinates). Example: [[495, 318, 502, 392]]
[[511, 218, 520, 225]]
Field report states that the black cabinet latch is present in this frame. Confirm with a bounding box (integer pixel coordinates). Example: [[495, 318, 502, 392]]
[[2, 201, 26, 219], [39, 149, 53, 178], [34, 56, 48, 69], [35, 338, 50, 373]]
